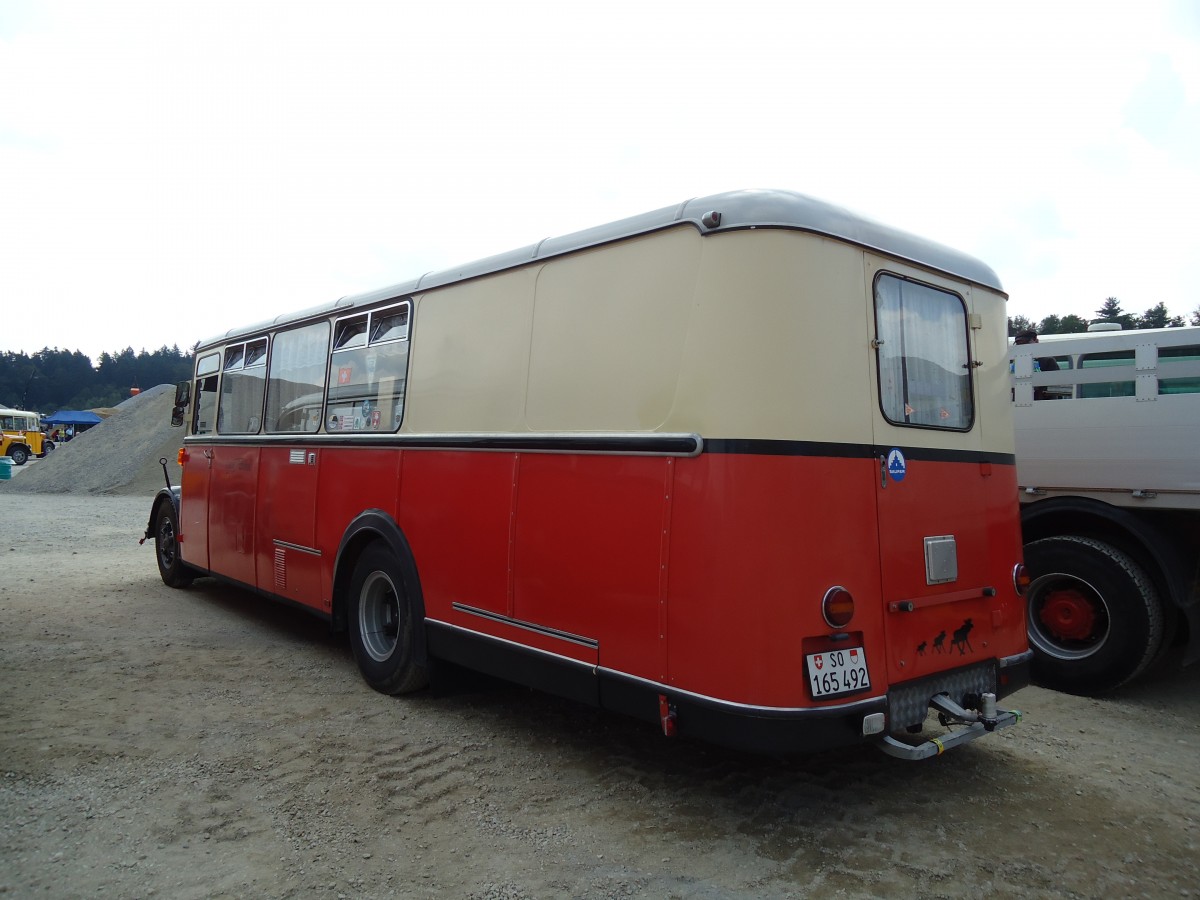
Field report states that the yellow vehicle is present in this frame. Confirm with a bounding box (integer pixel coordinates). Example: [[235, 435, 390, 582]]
[[0, 407, 48, 466]]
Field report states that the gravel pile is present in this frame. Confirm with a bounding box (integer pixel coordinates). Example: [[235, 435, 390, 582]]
[[3, 384, 186, 496]]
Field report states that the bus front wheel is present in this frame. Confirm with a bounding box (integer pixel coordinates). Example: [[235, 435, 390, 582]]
[[348, 544, 429, 696], [1024, 535, 1163, 695], [154, 501, 195, 588], [9, 446, 29, 466]]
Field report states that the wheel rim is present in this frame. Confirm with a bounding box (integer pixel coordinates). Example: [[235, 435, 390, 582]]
[[1027, 572, 1111, 660], [358, 570, 401, 663], [157, 515, 178, 569]]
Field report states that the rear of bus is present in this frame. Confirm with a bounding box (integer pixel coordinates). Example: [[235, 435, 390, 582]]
[[649, 209, 1031, 758]]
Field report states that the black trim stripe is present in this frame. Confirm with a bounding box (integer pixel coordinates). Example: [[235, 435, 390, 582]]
[[185, 433, 702, 456], [705, 438, 1014, 466], [183, 432, 1014, 466]]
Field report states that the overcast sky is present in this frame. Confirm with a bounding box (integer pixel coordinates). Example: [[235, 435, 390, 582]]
[[3, 0, 1198, 360]]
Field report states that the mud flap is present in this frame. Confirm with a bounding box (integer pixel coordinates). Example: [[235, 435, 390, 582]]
[[877, 692, 1022, 760]]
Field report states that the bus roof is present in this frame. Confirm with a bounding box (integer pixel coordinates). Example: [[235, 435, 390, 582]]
[[199, 188, 1004, 351]]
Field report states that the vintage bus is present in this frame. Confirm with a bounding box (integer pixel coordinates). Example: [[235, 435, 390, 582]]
[[1, 407, 49, 466], [147, 189, 1031, 758]]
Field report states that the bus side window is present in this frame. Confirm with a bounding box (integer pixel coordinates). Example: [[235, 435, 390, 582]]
[[191, 351, 222, 435], [326, 303, 410, 432], [265, 322, 330, 433], [217, 338, 268, 433], [192, 375, 219, 435]]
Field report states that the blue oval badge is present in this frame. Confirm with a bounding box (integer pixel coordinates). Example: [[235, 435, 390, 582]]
[[887, 448, 907, 483]]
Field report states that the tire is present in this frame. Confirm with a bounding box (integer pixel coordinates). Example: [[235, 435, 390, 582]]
[[9, 446, 29, 466], [1024, 535, 1164, 695], [347, 543, 429, 695], [154, 501, 195, 588]]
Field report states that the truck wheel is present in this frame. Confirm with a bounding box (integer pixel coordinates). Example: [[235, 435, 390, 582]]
[[154, 501, 195, 588], [9, 446, 29, 466], [1024, 535, 1163, 695], [348, 543, 429, 695]]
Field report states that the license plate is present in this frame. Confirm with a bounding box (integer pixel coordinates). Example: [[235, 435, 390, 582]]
[[806, 646, 871, 698]]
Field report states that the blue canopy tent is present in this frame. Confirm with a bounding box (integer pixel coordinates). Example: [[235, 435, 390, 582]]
[[43, 410, 104, 439], [43, 410, 103, 427]]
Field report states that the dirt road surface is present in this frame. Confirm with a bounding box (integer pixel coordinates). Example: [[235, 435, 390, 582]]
[[2, 493, 1198, 899]]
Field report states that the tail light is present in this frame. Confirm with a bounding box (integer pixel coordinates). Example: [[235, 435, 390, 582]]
[[822, 586, 855, 628], [1013, 563, 1029, 596]]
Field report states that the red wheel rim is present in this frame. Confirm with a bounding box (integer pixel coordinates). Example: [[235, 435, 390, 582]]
[[1039, 587, 1099, 642]]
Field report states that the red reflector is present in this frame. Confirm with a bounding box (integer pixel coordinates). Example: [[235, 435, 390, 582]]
[[822, 587, 855, 628], [658, 694, 677, 737]]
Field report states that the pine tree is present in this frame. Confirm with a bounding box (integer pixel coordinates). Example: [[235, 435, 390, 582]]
[[1094, 297, 1136, 328]]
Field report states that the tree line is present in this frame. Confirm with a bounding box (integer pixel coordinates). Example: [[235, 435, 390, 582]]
[[0, 346, 193, 413], [1009, 298, 1200, 336]]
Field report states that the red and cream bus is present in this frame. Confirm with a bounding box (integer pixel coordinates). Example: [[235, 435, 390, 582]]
[[147, 189, 1031, 758]]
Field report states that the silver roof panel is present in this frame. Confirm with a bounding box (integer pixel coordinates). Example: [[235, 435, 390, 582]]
[[199, 189, 1002, 350]]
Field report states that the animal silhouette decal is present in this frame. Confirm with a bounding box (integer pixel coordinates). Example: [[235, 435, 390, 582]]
[[918, 619, 975, 657]]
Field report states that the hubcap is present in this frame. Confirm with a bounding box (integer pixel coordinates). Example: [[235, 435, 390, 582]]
[[1027, 573, 1110, 661], [358, 570, 401, 662], [158, 518, 177, 568], [1039, 588, 1098, 641]]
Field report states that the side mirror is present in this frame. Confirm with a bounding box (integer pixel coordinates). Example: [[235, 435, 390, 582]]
[[170, 381, 191, 428]]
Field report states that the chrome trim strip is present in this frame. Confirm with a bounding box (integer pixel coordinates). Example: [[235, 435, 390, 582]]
[[273, 539, 322, 557], [426, 618, 886, 717], [428, 620, 598, 667], [596, 666, 886, 717], [451, 603, 599, 649]]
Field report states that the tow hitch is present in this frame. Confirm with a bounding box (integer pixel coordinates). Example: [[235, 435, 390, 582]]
[[878, 691, 1022, 760]]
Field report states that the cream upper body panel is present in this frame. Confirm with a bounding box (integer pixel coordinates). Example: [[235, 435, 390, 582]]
[[403, 226, 1008, 447]]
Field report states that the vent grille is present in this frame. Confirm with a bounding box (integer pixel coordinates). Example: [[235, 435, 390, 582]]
[[274, 546, 286, 590]]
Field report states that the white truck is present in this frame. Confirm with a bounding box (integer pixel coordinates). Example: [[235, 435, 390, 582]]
[[1011, 325, 1200, 693]]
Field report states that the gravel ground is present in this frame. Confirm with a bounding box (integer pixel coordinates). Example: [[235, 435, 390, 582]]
[[0, 491, 1198, 899], [2, 398, 1199, 898]]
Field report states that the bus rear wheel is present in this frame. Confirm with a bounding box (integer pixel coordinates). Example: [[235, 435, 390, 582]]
[[154, 501, 195, 588], [1024, 535, 1163, 695], [348, 544, 428, 696]]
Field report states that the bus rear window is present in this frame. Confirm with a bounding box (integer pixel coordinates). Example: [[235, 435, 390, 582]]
[[873, 274, 973, 430]]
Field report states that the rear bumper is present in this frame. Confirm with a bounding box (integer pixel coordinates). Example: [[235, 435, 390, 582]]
[[427, 619, 1032, 757], [602, 651, 1033, 756]]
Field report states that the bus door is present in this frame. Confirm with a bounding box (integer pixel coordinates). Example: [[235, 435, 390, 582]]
[[178, 356, 221, 571], [206, 444, 259, 587], [867, 261, 995, 685]]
